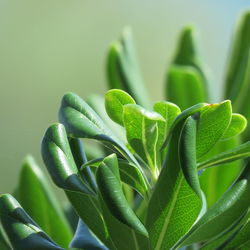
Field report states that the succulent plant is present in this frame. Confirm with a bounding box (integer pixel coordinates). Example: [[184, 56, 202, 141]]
[[0, 10, 250, 250]]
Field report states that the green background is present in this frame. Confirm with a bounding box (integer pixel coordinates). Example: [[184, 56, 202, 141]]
[[0, 0, 249, 193]]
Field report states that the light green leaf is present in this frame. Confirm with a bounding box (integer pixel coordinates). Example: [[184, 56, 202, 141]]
[[153, 100, 181, 149], [146, 114, 202, 249], [178, 163, 250, 246], [105, 89, 136, 126], [41, 123, 94, 195], [59, 92, 142, 171], [196, 100, 232, 159], [179, 114, 202, 198], [17, 155, 73, 248], [106, 27, 151, 108], [123, 104, 165, 176], [221, 113, 247, 140], [166, 65, 206, 110], [197, 141, 250, 170], [96, 154, 150, 250], [0, 194, 62, 250]]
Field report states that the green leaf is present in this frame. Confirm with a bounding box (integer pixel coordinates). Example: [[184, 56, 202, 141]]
[[96, 154, 148, 236], [179, 114, 202, 198], [221, 113, 247, 140], [106, 27, 151, 108], [196, 100, 232, 159], [123, 104, 165, 176], [118, 160, 149, 196], [199, 137, 243, 207], [153, 100, 181, 148], [146, 115, 202, 249], [59, 92, 142, 170], [197, 141, 250, 170], [178, 163, 250, 246], [0, 194, 62, 250], [224, 11, 250, 105], [17, 155, 73, 248], [105, 89, 136, 126], [41, 123, 94, 195], [166, 65, 206, 110], [224, 210, 250, 249], [96, 154, 150, 250]]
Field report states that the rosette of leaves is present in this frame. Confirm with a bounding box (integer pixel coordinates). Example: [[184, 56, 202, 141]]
[[0, 10, 250, 250]]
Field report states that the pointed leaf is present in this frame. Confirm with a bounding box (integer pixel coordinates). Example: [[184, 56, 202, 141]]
[[0, 194, 62, 250], [166, 65, 206, 110], [41, 123, 94, 195], [221, 113, 247, 140], [17, 155, 73, 247], [105, 89, 136, 126], [106, 27, 151, 108]]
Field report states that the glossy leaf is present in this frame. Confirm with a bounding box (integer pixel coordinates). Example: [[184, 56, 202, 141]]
[[153, 100, 181, 148], [197, 141, 250, 170], [196, 100, 232, 159], [123, 104, 164, 175], [166, 65, 206, 110], [178, 163, 250, 246], [146, 114, 202, 249], [17, 155, 73, 247], [0, 226, 10, 250], [96, 154, 148, 236], [96, 154, 150, 250], [41, 123, 94, 195], [70, 219, 108, 250], [106, 27, 151, 108], [105, 89, 136, 126], [179, 114, 202, 198], [59, 92, 141, 170], [0, 194, 62, 250]]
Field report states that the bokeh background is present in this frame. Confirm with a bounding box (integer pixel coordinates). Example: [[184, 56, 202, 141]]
[[0, 0, 250, 193]]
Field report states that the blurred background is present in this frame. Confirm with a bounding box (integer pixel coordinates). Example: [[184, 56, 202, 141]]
[[0, 0, 249, 193]]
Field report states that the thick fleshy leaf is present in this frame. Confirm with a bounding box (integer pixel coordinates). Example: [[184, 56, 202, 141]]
[[41, 123, 94, 195], [0, 194, 62, 250], [199, 137, 243, 207], [221, 113, 247, 140], [105, 89, 136, 126], [179, 114, 202, 198], [59, 92, 141, 169], [146, 114, 202, 249], [166, 65, 206, 110], [197, 141, 250, 170], [17, 155, 73, 247], [70, 220, 108, 250], [96, 154, 148, 236], [123, 104, 164, 176], [178, 163, 250, 246], [153, 101, 181, 148], [196, 100, 232, 158], [106, 27, 151, 108]]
